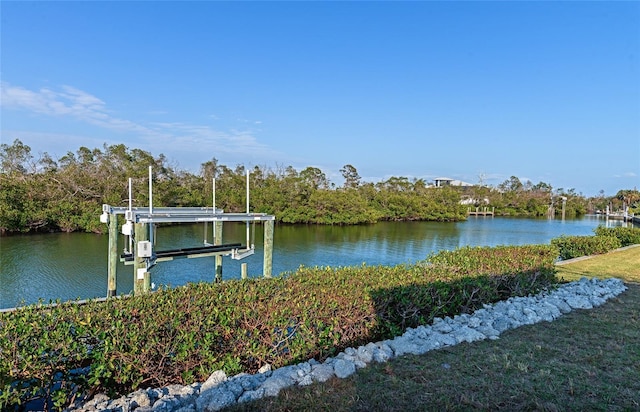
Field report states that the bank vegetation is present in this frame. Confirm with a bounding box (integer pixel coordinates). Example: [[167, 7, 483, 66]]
[[1, 197, 638, 410], [1, 139, 638, 234], [0, 244, 558, 410]]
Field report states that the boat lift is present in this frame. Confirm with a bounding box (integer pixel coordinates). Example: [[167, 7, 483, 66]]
[[100, 167, 275, 297]]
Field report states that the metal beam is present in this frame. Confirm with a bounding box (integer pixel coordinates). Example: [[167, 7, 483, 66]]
[[102, 204, 274, 224]]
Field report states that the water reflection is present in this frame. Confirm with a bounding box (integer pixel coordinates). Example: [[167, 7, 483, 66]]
[[0, 216, 634, 308]]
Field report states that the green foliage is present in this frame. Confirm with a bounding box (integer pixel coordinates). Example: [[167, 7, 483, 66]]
[[0, 245, 557, 410], [2, 139, 630, 233], [371, 246, 557, 337], [551, 235, 622, 260], [593, 225, 640, 247], [551, 225, 640, 261], [0, 300, 94, 410], [0, 141, 470, 233], [488, 177, 589, 218]]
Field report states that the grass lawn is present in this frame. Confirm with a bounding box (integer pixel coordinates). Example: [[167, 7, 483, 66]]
[[226, 246, 640, 411], [555, 244, 640, 283]]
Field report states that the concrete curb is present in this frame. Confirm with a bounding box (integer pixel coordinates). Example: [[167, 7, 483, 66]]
[[555, 243, 640, 266]]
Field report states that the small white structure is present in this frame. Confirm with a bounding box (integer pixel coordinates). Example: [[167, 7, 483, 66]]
[[433, 177, 474, 187], [460, 197, 490, 205]]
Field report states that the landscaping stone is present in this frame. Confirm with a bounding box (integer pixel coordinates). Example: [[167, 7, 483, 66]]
[[65, 278, 627, 412], [334, 359, 356, 378]]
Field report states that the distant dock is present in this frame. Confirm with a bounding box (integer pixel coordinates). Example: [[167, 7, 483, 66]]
[[598, 209, 638, 225], [467, 207, 495, 216]]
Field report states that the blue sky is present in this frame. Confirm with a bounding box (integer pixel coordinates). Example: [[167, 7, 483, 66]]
[[1, 1, 639, 196]]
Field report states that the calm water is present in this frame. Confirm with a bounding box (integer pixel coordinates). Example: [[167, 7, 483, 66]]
[[0, 216, 632, 309]]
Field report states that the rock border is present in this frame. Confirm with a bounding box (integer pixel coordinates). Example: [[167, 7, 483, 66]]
[[67, 277, 627, 412]]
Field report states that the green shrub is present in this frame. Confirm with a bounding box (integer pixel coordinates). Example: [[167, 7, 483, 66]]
[[0, 300, 94, 410], [551, 235, 622, 260], [0, 245, 558, 410], [593, 225, 640, 247]]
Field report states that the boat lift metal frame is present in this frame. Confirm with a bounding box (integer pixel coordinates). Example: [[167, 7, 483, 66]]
[[101, 167, 275, 297]]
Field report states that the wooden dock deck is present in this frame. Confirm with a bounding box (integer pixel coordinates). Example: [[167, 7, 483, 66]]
[[467, 207, 495, 216], [601, 211, 638, 225]]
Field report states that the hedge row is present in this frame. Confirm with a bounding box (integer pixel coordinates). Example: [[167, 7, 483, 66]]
[[551, 235, 621, 260], [593, 225, 640, 247], [0, 245, 558, 410], [551, 225, 640, 260]]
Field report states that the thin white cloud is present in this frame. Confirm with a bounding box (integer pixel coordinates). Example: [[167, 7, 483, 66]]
[[1, 82, 155, 135], [1, 82, 281, 162], [1, 83, 65, 115], [2, 130, 114, 157], [59, 85, 105, 111], [149, 122, 272, 155], [613, 172, 638, 178]]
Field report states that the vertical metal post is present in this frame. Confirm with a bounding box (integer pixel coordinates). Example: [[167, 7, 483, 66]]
[[246, 170, 250, 248], [107, 213, 118, 297], [246, 170, 250, 213], [134, 222, 150, 294], [128, 178, 133, 252], [263, 219, 274, 278], [214, 221, 223, 282], [149, 166, 153, 215]]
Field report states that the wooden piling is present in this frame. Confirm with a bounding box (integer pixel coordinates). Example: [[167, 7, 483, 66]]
[[214, 221, 223, 282], [241, 263, 248, 279], [133, 222, 150, 294], [263, 219, 274, 278], [107, 214, 118, 297]]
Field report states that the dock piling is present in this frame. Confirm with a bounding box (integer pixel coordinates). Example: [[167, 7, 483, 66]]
[[214, 221, 223, 282], [263, 219, 274, 278], [133, 222, 150, 295], [107, 213, 118, 297]]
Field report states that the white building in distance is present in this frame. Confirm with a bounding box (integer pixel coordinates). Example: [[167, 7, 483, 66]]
[[433, 177, 474, 187]]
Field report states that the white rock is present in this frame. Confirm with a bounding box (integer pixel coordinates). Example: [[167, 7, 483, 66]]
[[257, 363, 272, 374], [452, 326, 486, 344], [129, 389, 152, 408], [545, 297, 572, 314], [297, 374, 314, 386], [333, 359, 356, 378], [196, 387, 236, 412], [237, 388, 265, 404], [565, 296, 593, 309], [236, 375, 261, 391], [222, 380, 244, 398], [310, 363, 335, 383], [153, 396, 183, 412], [356, 345, 373, 364], [200, 370, 227, 393], [260, 374, 295, 397], [174, 406, 196, 412]]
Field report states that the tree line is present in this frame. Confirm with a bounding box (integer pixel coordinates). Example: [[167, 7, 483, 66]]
[[0, 139, 637, 234]]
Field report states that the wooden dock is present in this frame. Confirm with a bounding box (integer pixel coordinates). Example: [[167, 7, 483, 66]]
[[602, 211, 638, 225], [468, 207, 495, 216]]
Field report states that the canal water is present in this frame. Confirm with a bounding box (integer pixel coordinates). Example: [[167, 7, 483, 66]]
[[0, 216, 632, 309]]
